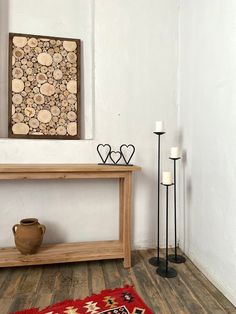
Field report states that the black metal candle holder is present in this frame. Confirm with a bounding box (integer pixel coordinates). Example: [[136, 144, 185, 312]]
[[156, 183, 177, 278], [168, 157, 186, 264], [149, 131, 166, 267]]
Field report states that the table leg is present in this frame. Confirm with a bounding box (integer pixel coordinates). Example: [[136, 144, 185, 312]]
[[122, 172, 132, 268], [119, 178, 124, 242]]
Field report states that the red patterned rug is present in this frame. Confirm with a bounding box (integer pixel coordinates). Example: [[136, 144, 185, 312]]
[[12, 286, 153, 314]]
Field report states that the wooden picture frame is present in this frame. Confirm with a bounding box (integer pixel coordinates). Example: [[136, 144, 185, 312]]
[[8, 33, 80, 139]]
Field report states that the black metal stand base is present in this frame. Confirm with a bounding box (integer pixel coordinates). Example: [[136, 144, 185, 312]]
[[168, 254, 186, 264], [149, 256, 166, 267], [156, 266, 177, 278]]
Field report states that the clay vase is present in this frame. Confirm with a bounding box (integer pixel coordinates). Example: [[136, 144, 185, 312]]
[[12, 218, 46, 255]]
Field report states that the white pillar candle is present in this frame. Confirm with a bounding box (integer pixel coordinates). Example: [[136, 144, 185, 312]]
[[155, 121, 164, 132], [170, 147, 181, 158], [162, 171, 172, 185]]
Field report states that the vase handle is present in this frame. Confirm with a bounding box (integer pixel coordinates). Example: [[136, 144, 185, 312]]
[[39, 224, 46, 235], [12, 224, 19, 235]]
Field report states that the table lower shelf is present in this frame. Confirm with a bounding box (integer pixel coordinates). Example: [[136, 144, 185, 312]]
[[0, 240, 124, 267]]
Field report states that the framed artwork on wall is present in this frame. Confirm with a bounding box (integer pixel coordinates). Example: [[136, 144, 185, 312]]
[[8, 33, 80, 139]]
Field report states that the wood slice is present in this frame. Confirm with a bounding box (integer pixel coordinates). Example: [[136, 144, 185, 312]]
[[27, 61, 33, 68], [12, 105, 16, 115], [25, 107, 36, 117], [26, 68, 33, 75], [12, 93, 23, 105], [48, 48, 54, 55], [40, 83, 55, 96], [12, 67, 23, 79], [37, 53, 53, 66], [12, 79, 24, 93], [61, 50, 67, 57], [67, 80, 77, 94], [35, 47, 42, 54], [28, 92, 35, 98], [24, 45, 31, 53], [69, 67, 77, 74], [51, 106, 60, 116], [21, 58, 27, 65], [52, 116, 58, 122], [60, 84, 66, 91], [58, 118, 66, 126], [40, 66, 48, 74], [61, 100, 68, 107], [33, 86, 39, 93], [38, 110, 52, 123], [67, 52, 77, 63], [67, 111, 77, 121], [50, 39, 56, 45], [28, 38, 38, 48], [13, 48, 24, 59], [29, 118, 40, 128], [36, 73, 47, 84], [56, 125, 66, 135], [49, 120, 55, 127], [63, 41, 77, 52], [12, 123, 29, 134], [12, 113, 24, 123], [21, 91, 27, 97], [53, 69, 63, 80], [12, 56, 16, 65], [49, 129, 56, 135], [67, 94, 77, 104], [13, 36, 27, 48], [34, 93, 45, 105], [67, 122, 77, 136], [27, 75, 34, 82], [39, 123, 46, 130], [59, 94, 65, 100], [53, 53, 63, 63]]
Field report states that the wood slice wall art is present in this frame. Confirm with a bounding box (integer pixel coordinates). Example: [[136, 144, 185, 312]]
[[8, 33, 80, 139]]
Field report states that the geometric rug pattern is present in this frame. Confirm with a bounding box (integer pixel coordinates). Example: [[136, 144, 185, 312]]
[[12, 286, 154, 314]]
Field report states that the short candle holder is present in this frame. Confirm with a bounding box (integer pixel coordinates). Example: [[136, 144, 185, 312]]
[[156, 182, 177, 278], [168, 157, 186, 264], [149, 131, 166, 267]]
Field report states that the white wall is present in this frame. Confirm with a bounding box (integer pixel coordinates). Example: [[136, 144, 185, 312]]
[[179, 0, 236, 306], [0, 0, 179, 249]]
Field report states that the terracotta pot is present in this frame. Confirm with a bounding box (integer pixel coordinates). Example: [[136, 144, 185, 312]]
[[12, 218, 46, 255]]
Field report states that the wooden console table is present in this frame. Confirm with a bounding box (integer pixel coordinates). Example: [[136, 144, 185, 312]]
[[0, 164, 141, 268]]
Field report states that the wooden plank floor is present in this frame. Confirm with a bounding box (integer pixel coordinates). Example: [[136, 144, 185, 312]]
[[0, 249, 235, 314]]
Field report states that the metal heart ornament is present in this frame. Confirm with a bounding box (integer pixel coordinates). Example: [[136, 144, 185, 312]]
[[110, 151, 122, 164], [120, 144, 135, 165], [97, 144, 111, 164]]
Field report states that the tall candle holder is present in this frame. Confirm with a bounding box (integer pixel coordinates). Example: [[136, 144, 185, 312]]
[[149, 131, 166, 267], [156, 182, 177, 278], [168, 157, 186, 263]]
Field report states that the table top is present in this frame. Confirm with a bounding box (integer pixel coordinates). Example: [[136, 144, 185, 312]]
[[0, 164, 141, 173]]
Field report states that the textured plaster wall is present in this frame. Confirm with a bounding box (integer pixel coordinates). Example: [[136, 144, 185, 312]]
[[179, 0, 236, 306], [0, 0, 179, 248]]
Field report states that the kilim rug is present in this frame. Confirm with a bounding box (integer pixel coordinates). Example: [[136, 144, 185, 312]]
[[12, 286, 153, 314]]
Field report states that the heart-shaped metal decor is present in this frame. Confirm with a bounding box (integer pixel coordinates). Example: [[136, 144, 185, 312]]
[[97, 144, 112, 164], [110, 151, 122, 164], [120, 144, 135, 165]]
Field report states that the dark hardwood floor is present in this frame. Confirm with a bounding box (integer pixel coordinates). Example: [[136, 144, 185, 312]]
[[0, 249, 235, 314]]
